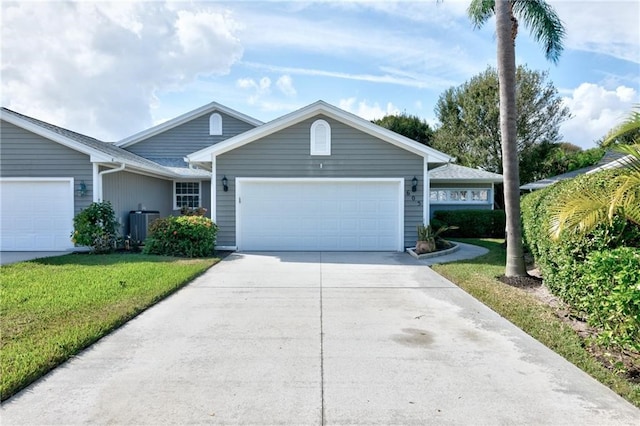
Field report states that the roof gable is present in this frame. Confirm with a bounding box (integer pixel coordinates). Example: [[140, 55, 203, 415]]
[[0, 108, 179, 178], [187, 101, 453, 163], [116, 101, 263, 148]]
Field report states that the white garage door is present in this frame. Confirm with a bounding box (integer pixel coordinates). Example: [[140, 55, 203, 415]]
[[0, 178, 75, 251], [237, 178, 403, 251]]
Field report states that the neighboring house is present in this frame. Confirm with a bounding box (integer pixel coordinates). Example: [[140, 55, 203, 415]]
[[520, 150, 629, 192], [428, 163, 503, 216], [0, 101, 503, 252]]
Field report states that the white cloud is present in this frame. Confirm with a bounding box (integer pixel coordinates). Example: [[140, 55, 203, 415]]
[[276, 75, 296, 97], [549, 0, 640, 64], [560, 83, 638, 148], [0, 2, 243, 140], [338, 98, 400, 121], [236, 76, 272, 104]]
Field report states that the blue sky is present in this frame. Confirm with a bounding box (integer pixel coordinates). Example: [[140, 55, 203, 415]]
[[2, 1, 638, 149]]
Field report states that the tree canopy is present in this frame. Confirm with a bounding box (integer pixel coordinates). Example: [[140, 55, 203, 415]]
[[432, 65, 570, 184], [372, 113, 434, 146]]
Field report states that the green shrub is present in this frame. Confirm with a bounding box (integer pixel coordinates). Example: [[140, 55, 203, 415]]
[[143, 215, 217, 257], [521, 170, 640, 352], [577, 247, 640, 352], [432, 209, 505, 238], [71, 201, 119, 253]]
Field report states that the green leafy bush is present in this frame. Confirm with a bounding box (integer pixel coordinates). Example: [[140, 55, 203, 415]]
[[71, 201, 119, 253], [521, 170, 640, 352], [577, 248, 640, 351], [432, 209, 505, 238], [143, 215, 217, 258]]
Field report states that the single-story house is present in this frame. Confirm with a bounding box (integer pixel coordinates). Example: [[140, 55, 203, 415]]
[[520, 150, 629, 192], [0, 101, 502, 252]]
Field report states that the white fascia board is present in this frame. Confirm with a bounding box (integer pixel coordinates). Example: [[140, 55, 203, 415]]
[[1, 112, 106, 160], [188, 101, 454, 163], [586, 155, 632, 174], [116, 102, 263, 148]]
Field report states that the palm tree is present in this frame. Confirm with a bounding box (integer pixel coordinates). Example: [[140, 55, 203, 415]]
[[550, 107, 640, 238], [468, 0, 565, 277]]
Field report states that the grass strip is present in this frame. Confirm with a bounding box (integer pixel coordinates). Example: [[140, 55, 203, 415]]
[[0, 253, 218, 400], [431, 238, 640, 408]]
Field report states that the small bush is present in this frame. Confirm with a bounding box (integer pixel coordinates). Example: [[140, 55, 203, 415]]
[[432, 209, 505, 238], [143, 215, 217, 257], [577, 248, 640, 352], [71, 201, 119, 253]]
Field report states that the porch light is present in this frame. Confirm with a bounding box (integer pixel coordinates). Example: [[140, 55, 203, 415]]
[[411, 176, 418, 193], [222, 175, 228, 192], [77, 181, 88, 197]]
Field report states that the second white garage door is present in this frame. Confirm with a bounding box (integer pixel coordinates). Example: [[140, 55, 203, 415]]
[[0, 178, 75, 251], [236, 178, 403, 251]]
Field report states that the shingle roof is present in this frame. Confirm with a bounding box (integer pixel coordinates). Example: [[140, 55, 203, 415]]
[[519, 150, 627, 191], [147, 158, 211, 178], [429, 163, 503, 182], [1, 108, 191, 178]]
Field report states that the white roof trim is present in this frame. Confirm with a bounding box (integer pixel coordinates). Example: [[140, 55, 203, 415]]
[[586, 154, 633, 174], [187, 100, 453, 163], [116, 101, 264, 148], [1, 110, 112, 162]]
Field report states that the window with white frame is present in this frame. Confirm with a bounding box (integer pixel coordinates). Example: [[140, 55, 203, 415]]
[[209, 113, 222, 135], [430, 188, 490, 204], [310, 119, 331, 155], [175, 181, 201, 209]]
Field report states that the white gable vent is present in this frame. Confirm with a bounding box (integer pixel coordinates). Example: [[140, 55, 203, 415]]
[[310, 119, 331, 156], [209, 113, 222, 135]]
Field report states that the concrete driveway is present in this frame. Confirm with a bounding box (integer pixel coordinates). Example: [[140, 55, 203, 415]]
[[0, 251, 70, 265], [2, 252, 638, 425]]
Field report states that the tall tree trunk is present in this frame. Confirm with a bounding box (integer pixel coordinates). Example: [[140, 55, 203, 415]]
[[496, 0, 527, 277]]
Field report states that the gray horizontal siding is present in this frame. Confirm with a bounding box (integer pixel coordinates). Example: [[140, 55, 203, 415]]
[[102, 170, 173, 237], [216, 115, 425, 248], [1, 120, 93, 214], [126, 111, 256, 159]]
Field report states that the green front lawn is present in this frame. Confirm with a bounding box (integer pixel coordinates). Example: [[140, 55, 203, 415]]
[[0, 253, 218, 400], [432, 239, 640, 408]]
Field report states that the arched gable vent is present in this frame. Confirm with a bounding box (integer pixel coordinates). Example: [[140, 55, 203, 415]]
[[310, 119, 331, 156], [209, 113, 222, 135]]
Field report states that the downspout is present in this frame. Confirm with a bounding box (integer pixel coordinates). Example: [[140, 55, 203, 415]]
[[97, 163, 126, 201]]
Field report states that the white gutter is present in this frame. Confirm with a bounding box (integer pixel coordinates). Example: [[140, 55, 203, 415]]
[[97, 163, 126, 200]]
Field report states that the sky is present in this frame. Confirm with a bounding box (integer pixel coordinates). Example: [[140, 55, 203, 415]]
[[1, 1, 639, 150]]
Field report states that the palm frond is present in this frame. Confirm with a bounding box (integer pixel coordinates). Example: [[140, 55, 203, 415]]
[[603, 105, 640, 146], [614, 143, 640, 175], [513, 0, 565, 63], [549, 187, 612, 239], [467, 0, 495, 29]]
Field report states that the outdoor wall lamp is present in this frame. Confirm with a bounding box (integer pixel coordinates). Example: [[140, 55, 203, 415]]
[[222, 175, 228, 192], [411, 176, 418, 193], [77, 181, 88, 197]]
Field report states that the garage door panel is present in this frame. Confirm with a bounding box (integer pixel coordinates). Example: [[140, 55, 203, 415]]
[[1, 179, 74, 251], [238, 180, 402, 251]]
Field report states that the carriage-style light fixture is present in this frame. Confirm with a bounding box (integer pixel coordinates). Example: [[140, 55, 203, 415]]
[[222, 175, 229, 192], [411, 176, 418, 193]]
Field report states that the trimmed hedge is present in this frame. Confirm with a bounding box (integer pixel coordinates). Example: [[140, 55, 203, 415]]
[[143, 215, 218, 258], [432, 209, 505, 238], [521, 170, 640, 352]]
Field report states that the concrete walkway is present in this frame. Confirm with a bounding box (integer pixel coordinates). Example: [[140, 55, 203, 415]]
[[2, 251, 638, 425], [0, 251, 70, 265]]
